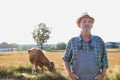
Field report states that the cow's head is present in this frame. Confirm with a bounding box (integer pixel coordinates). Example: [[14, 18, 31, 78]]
[[48, 62, 56, 72], [28, 48, 35, 55], [28, 49, 32, 55]]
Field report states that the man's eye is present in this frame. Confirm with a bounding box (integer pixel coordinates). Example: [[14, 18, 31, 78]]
[[83, 21, 86, 23]]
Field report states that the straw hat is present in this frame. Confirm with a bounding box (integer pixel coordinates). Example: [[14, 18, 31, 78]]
[[76, 12, 95, 27]]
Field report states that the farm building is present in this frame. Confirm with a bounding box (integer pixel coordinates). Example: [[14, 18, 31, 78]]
[[0, 48, 17, 52], [105, 42, 120, 48]]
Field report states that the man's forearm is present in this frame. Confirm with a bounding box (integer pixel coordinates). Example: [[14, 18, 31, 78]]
[[63, 61, 72, 75]]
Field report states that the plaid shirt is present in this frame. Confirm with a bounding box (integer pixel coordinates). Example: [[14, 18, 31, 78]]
[[62, 35, 109, 69]]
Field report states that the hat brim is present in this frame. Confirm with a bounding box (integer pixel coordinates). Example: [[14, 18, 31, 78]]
[[76, 16, 95, 27]]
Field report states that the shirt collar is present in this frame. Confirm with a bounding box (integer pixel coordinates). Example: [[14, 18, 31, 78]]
[[78, 34, 93, 42]]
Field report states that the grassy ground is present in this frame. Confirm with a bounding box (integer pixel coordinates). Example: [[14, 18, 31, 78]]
[[0, 49, 120, 80]]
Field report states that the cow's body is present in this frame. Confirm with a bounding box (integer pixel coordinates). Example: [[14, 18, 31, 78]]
[[28, 48, 55, 73]]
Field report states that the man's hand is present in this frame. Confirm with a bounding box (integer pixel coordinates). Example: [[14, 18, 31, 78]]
[[68, 72, 79, 80], [95, 74, 105, 80]]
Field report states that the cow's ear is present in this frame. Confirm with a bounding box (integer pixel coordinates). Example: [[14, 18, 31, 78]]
[[28, 49, 31, 54]]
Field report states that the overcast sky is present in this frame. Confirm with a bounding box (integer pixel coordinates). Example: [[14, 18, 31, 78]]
[[0, 0, 120, 44]]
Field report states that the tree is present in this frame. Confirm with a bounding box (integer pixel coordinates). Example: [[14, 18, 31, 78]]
[[9, 43, 18, 48], [56, 42, 66, 50], [0, 42, 9, 48], [0, 42, 18, 48], [32, 23, 51, 49]]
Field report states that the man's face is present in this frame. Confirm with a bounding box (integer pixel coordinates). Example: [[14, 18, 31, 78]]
[[79, 17, 93, 33]]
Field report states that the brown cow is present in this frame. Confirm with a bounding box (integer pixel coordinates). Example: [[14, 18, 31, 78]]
[[28, 48, 56, 73]]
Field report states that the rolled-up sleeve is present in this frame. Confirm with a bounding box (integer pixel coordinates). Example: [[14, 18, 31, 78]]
[[101, 41, 109, 69], [62, 39, 73, 62]]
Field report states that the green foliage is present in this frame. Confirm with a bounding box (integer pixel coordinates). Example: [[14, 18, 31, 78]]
[[116, 72, 120, 80], [56, 42, 66, 50], [0, 68, 14, 78], [104, 75, 113, 80], [0, 66, 68, 80], [46, 48, 53, 52], [103, 67, 120, 80], [37, 72, 68, 80], [1, 66, 120, 80], [32, 23, 51, 49], [15, 66, 31, 73]]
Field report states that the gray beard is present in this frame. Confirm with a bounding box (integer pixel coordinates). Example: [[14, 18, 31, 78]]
[[82, 28, 90, 33]]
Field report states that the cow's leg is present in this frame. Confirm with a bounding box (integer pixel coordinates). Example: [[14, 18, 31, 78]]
[[35, 65, 38, 74], [39, 65, 43, 73], [41, 66, 44, 73], [31, 64, 34, 74]]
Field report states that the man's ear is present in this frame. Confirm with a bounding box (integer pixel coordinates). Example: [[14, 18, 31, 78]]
[[78, 24, 81, 28], [91, 24, 93, 28]]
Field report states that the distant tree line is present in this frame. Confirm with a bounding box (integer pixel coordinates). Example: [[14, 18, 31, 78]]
[[1, 41, 120, 51], [0, 42, 18, 48], [0, 41, 66, 51]]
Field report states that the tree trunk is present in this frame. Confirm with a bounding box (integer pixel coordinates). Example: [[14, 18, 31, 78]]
[[41, 44, 43, 49]]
